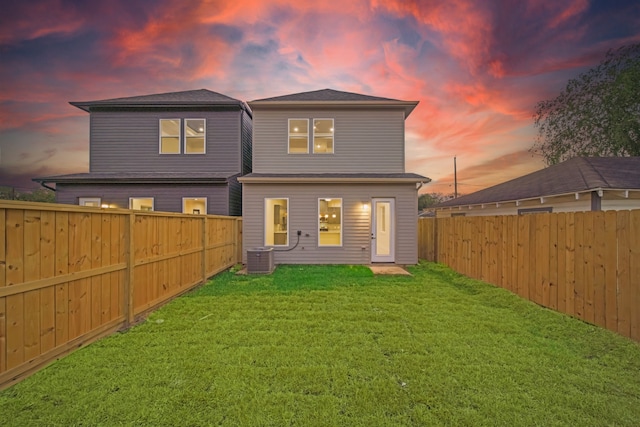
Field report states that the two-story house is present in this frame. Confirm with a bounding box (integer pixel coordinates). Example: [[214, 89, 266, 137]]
[[239, 89, 430, 265], [34, 89, 252, 215]]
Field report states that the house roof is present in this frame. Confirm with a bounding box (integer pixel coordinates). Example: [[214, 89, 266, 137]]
[[33, 172, 238, 185], [436, 156, 640, 208], [249, 88, 419, 117], [238, 172, 430, 184], [70, 89, 250, 114]]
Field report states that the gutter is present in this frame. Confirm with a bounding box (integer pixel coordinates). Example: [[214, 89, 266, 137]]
[[33, 179, 56, 192], [238, 176, 429, 184]]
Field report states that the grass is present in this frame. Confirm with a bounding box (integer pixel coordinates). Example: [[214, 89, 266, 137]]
[[1, 262, 639, 426]]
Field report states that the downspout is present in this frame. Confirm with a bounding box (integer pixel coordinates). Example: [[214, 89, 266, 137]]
[[36, 180, 56, 192]]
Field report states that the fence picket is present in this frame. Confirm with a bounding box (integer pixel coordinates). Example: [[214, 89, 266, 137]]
[[630, 210, 640, 341], [583, 212, 595, 324], [418, 210, 640, 343], [1, 201, 241, 390], [592, 212, 606, 328], [0, 208, 6, 373], [548, 214, 558, 310], [617, 211, 631, 338]]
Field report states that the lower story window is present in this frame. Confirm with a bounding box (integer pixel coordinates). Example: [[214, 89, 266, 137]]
[[265, 198, 288, 246], [318, 198, 342, 246], [183, 197, 207, 214], [79, 197, 101, 207], [129, 197, 154, 211]]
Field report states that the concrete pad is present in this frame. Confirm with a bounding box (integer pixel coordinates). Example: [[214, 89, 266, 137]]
[[368, 265, 412, 276]]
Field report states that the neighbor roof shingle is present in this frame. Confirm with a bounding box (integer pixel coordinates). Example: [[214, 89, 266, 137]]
[[436, 157, 640, 208], [251, 88, 404, 102], [70, 89, 246, 112], [249, 88, 419, 117]]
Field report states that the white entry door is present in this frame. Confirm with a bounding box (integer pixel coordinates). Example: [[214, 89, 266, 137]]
[[371, 198, 395, 263]]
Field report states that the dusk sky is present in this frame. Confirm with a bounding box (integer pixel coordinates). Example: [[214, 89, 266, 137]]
[[1, 0, 639, 195]]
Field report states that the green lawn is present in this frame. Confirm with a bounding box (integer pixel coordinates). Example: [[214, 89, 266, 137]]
[[2, 262, 639, 426]]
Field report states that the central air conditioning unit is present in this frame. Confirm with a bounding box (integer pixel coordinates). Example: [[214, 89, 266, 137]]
[[246, 247, 274, 274]]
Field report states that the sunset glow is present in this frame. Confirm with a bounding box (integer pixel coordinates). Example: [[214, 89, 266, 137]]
[[1, 0, 639, 194]]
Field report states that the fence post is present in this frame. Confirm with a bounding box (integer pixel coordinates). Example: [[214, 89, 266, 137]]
[[434, 217, 439, 263], [236, 218, 242, 264], [202, 216, 207, 282], [124, 212, 135, 327]]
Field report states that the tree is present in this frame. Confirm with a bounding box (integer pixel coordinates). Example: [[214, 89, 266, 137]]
[[418, 192, 449, 211], [532, 43, 640, 165], [16, 188, 56, 203], [0, 187, 56, 203]]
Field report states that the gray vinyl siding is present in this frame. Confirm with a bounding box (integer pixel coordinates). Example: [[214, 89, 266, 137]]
[[89, 108, 244, 174], [241, 110, 253, 175], [242, 183, 418, 265], [227, 174, 242, 216], [56, 183, 231, 215], [252, 109, 406, 173]]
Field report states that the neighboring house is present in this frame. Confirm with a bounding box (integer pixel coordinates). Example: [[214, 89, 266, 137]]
[[238, 89, 430, 265], [434, 156, 640, 217], [34, 89, 252, 216]]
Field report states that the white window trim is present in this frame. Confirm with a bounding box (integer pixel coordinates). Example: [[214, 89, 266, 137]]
[[288, 118, 309, 154], [184, 118, 206, 155], [129, 197, 155, 211], [313, 118, 334, 154], [159, 119, 181, 155], [318, 198, 342, 247], [265, 198, 289, 247], [182, 197, 207, 214], [79, 197, 101, 207]]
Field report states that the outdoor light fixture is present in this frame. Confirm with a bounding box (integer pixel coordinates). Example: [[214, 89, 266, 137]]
[[362, 202, 369, 211]]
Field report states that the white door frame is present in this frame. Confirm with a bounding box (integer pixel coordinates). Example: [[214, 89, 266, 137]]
[[371, 198, 395, 263]]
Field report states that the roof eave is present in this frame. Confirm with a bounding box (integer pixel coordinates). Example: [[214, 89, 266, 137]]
[[434, 187, 640, 210], [69, 100, 244, 112], [247, 100, 419, 117], [33, 177, 230, 185], [239, 176, 430, 184]]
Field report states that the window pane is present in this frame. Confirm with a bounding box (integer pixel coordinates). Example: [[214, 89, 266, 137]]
[[161, 137, 180, 153], [161, 119, 180, 136], [130, 198, 154, 211], [185, 119, 205, 136], [160, 119, 181, 154], [313, 119, 334, 154], [314, 136, 333, 153], [185, 119, 205, 154], [186, 137, 205, 153], [183, 197, 206, 214], [265, 198, 288, 246], [314, 119, 333, 134], [318, 198, 341, 246], [289, 137, 308, 153], [79, 197, 101, 207], [288, 119, 308, 153]]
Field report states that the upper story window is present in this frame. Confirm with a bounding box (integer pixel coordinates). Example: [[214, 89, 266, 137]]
[[313, 119, 334, 154], [288, 119, 309, 154], [160, 119, 181, 154], [185, 119, 206, 154], [159, 119, 206, 154]]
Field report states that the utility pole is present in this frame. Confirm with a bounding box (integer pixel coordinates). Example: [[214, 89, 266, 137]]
[[454, 157, 458, 199]]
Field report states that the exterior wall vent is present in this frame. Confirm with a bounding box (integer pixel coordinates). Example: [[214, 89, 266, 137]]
[[246, 247, 274, 274]]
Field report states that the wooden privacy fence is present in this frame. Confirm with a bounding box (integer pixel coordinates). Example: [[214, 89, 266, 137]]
[[419, 210, 640, 342], [0, 200, 242, 390]]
